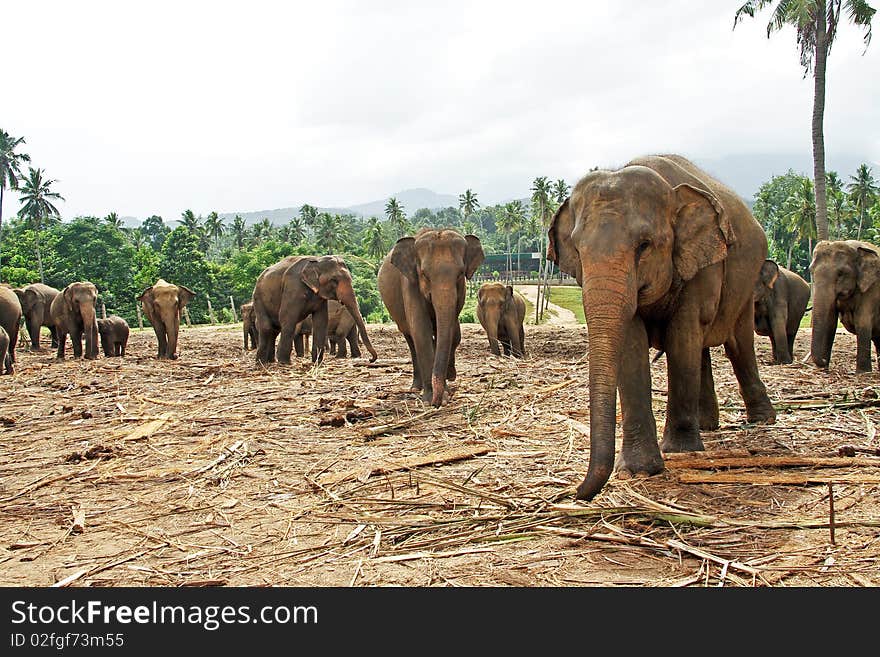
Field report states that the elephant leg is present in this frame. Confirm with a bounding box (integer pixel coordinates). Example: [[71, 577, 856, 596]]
[[404, 334, 421, 391], [699, 348, 720, 431], [787, 329, 797, 362], [723, 306, 777, 424], [447, 321, 461, 381], [256, 326, 278, 364], [519, 326, 526, 357], [617, 316, 664, 476], [660, 311, 705, 454], [311, 306, 328, 364], [413, 327, 436, 403], [50, 326, 58, 349], [770, 311, 792, 364], [26, 316, 42, 350], [55, 329, 67, 359], [335, 335, 347, 358], [276, 326, 296, 365], [348, 328, 361, 358], [293, 332, 304, 358], [873, 336, 880, 370], [153, 325, 168, 359], [70, 328, 84, 358]]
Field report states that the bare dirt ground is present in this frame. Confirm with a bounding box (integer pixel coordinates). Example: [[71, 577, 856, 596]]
[[1, 321, 878, 587]]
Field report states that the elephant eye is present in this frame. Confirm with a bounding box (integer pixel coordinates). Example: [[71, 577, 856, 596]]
[[636, 239, 651, 259]]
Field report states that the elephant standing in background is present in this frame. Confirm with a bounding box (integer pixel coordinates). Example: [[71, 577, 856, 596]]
[[0, 286, 21, 370], [378, 228, 485, 406], [476, 282, 526, 357], [14, 283, 60, 350], [548, 154, 775, 501], [810, 240, 880, 372], [753, 260, 811, 364], [241, 301, 258, 350], [252, 255, 377, 365], [326, 299, 361, 358], [0, 326, 10, 374], [50, 281, 99, 360], [138, 279, 195, 360], [97, 315, 130, 357]]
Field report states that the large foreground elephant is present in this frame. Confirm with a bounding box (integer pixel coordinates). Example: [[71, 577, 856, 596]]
[[138, 279, 195, 359], [810, 240, 880, 372], [50, 281, 99, 360], [252, 255, 377, 365], [476, 282, 526, 357], [0, 286, 22, 371], [14, 283, 60, 350], [548, 154, 776, 501], [753, 260, 811, 364], [378, 228, 484, 406]]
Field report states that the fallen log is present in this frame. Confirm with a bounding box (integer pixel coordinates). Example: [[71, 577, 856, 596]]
[[664, 455, 878, 470], [675, 471, 880, 485]]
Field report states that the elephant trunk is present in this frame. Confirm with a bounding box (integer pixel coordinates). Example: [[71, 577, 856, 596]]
[[163, 307, 181, 359], [576, 257, 638, 501], [482, 307, 502, 355], [82, 303, 99, 360], [431, 287, 459, 407], [337, 281, 378, 362], [810, 286, 837, 369], [503, 311, 522, 357]]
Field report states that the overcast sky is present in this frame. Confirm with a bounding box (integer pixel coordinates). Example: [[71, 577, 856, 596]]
[[3, 0, 878, 220]]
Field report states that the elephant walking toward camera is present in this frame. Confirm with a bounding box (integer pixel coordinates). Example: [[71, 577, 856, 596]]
[[241, 301, 258, 350], [810, 240, 880, 372], [753, 260, 811, 364], [14, 283, 60, 351], [97, 315, 130, 357], [476, 283, 526, 357], [252, 255, 377, 365], [548, 154, 776, 501], [326, 299, 361, 358], [378, 228, 485, 406], [50, 281, 99, 360], [138, 279, 195, 360]]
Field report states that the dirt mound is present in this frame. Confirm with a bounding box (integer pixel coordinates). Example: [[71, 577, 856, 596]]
[[1, 323, 878, 587]]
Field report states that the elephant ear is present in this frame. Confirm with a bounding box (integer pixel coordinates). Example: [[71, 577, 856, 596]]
[[547, 198, 581, 285], [177, 285, 196, 308], [760, 260, 780, 289], [505, 285, 514, 305], [464, 235, 485, 279], [857, 246, 880, 292], [390, 237, 419, 282], [672, 184, 734, 282], [300, 260, 322, 293]]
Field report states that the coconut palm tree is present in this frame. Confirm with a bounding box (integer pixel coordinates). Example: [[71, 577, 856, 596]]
[[847, 163, 879, 239], [784, 177, 817, 272], [0, 130, 31, 277], [104, 212, 124, 229], [459, 189, 480, 234], [180, 209, 200, 232], [286, 216, 306, 245], [18, 167, 64, 283], [315, 213, 348, 254], [385, 197, 408, 239], [734, 0, 876, 241], [299, 204, 319, 236], [551, 178, 570, 204], [496, 201, 525, 281], [231, 215, 246, 249], [204, 211, 225, 249], [363, 216, 386, 261]]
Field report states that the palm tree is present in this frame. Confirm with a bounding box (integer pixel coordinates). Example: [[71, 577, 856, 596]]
[[551, 178, 570, 204], [459, 189, 480, 234], [734, 0, 876, 241], [385, 197, 408, 239], [363, 216, 386, 261], [104, 212, 124, 229], [315, 213, 348, 254], [180, 209, 200, 232], [286, 216, 306, 245], [496, 201, 524, 281], [847, 163, 879, 239], [231, 215, 246, 249], [299, 204, 319, 235], [204, 211, 225, 256], [18, 167, 64, 283], [129, 227, 148, 249], [255, 218, 274, 244], [784, 178, 817, 272], [0, 130, 31, 277]]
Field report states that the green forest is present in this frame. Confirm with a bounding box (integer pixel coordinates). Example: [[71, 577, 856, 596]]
[[1, 129, 879, 328]]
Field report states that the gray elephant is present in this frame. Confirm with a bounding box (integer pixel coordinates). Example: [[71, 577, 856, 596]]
[[50, 281, 99, 360], [0, 325, 12, 374], [252, 255, 377, 365], [14, 283, 60, 350], [476, 283, 526, 357], [548, 154, 776, 501], [138, 279, 195, 359], [378, 228, 485, 406], [97, 315, 130, 357], [0, 286, 21, 370], [753, 260, 811, 364], [240, 301, 258, 350], [294, 315, 313, 358], [810, 240, 880, 372], [326, 299, 361, 358]]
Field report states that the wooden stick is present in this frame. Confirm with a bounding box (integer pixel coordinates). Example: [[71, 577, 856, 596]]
[[362, 408, 440, 437], [664, 455, 875, 470], [676, 471, 880, 485], [318, 445, 490, 486], [828, 483, 836, 545]]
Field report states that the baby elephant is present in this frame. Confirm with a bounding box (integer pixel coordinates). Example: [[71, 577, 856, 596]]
[[754, 260, 811, 364], [476, 283, 526, 357], [0, 325, 12, 374], [97, 315, 130, 357]]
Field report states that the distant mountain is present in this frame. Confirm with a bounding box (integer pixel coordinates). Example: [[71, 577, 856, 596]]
[[344, 188, 459, 218]]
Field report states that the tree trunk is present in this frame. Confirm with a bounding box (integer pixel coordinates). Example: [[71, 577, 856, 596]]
[[812, 6, 829, 241], [0, 184, 5, 279], [35, 224, 45, 284], [787, 240, 794, 270]]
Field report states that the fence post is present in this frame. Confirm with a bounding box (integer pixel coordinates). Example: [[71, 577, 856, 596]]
[[229, 296, 238, 322], [206, 296, 216, 324], [136, 305, 143, 330], [183, 307, 192, 327]]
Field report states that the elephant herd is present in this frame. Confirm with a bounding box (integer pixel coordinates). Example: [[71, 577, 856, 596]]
[[3, 154, 880, 503]]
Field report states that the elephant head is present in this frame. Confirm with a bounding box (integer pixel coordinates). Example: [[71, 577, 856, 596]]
[[548, 165, 732, 500], [138, 279, 195, 359], [300, 256, 377, 362], [390, 230, 484, 406], [64, 282, 99, 359], [754, 260, 780, 305], [810, 240, 880, 370], [13, 287, 37, 314], [477, 282, 518, 356]]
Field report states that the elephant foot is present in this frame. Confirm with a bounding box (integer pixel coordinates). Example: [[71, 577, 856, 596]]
[[660, 426, 705, 454], [277, 357, 292, 365], [615, 448, 665, 479], [699, 410, 720, 431], [745, 401, 776, 424], [447, 365, 457, 381]]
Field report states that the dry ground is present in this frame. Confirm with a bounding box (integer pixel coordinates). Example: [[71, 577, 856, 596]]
[[1, 321, 878, 587]]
